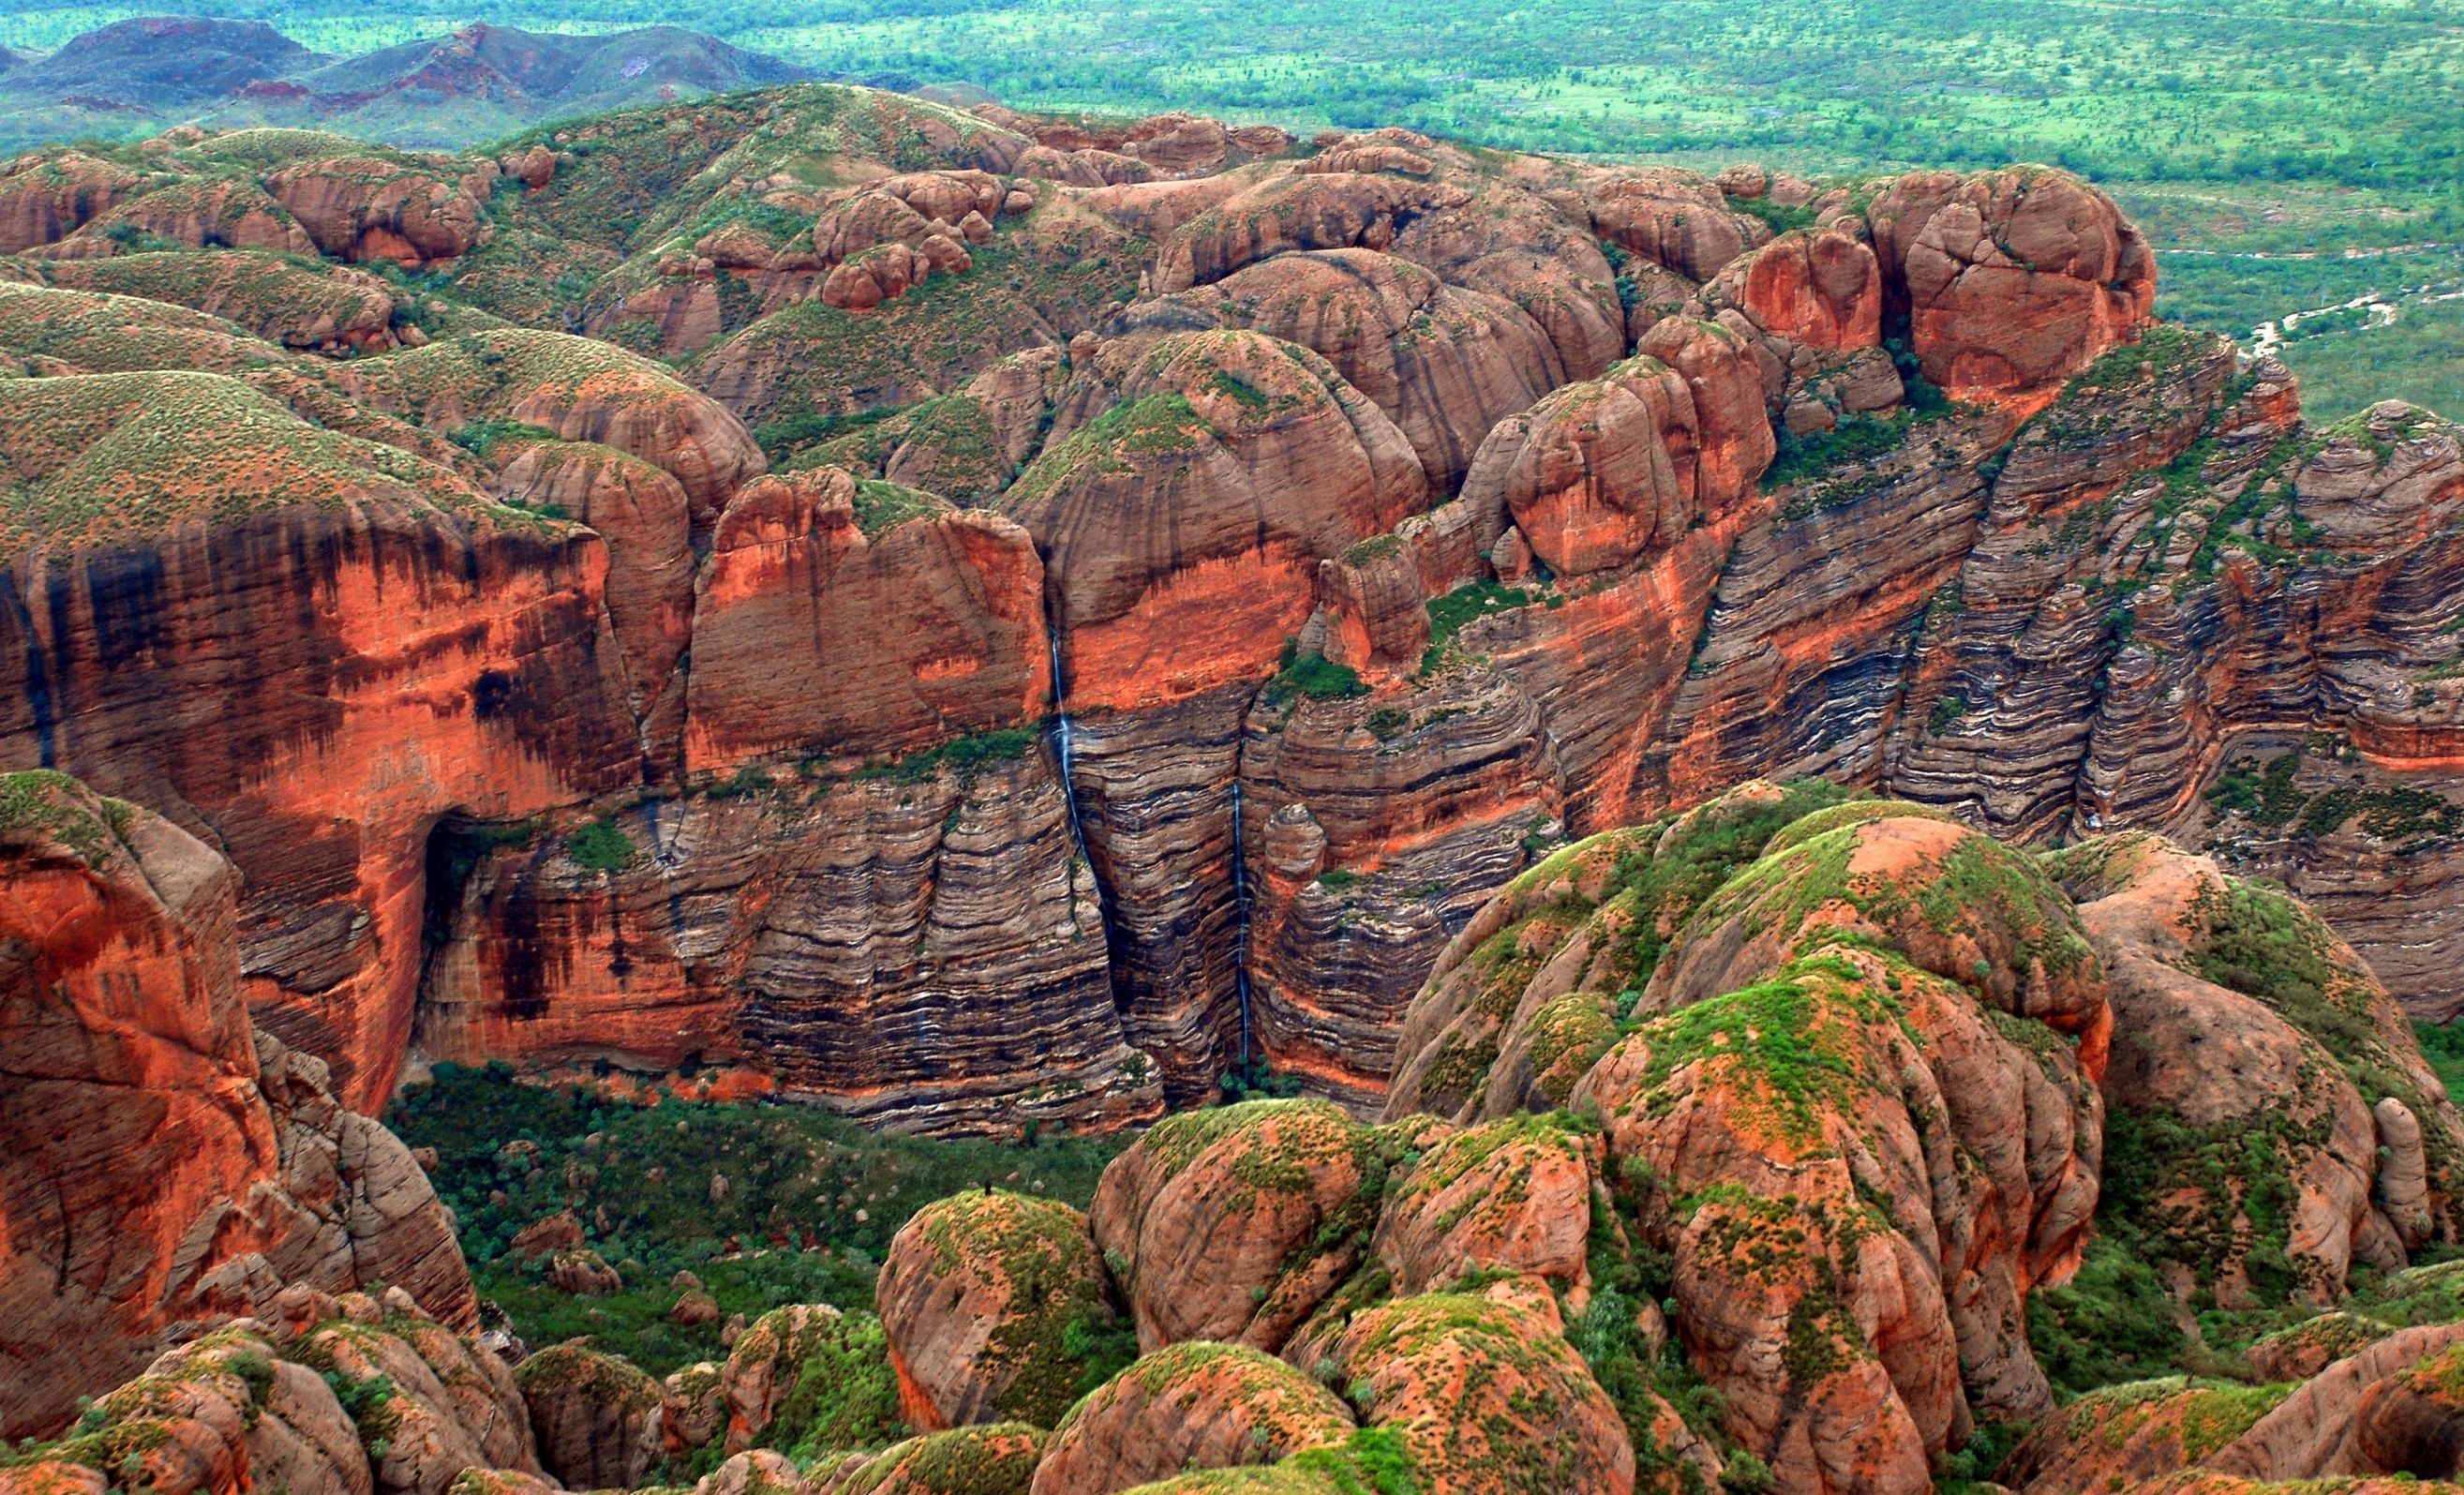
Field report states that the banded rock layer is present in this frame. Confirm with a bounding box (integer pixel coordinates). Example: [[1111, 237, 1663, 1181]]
[[0, 86, 2451, 1134], [0, 771, 474, 1443]]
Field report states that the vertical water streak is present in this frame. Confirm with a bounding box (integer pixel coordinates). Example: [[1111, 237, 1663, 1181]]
[[1046, 624, 1099, 906], [1231, 777, 1252, 1069]]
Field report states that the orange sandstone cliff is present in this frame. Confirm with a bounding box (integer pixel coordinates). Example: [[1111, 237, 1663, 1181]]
[[0, 87, 2452, 1135]]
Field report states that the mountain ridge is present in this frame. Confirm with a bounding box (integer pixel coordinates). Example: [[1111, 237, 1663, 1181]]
[[0, 15, 825, 149]]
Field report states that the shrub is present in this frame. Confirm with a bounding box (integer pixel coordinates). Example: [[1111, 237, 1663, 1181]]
[[449, 419, 560, 461], [569, 816, 637, 874], [1266, 639, 1368, 704], [2023, 1233, 2188, 1397], [1421, 580, 1537, 672]]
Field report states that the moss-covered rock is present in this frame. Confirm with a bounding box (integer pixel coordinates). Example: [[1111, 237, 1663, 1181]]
[[816, 1423, 1046, 1495], [1090, 1101, 1413, 1356], [721, 1304, 904, 1457], [877, 1192, 1127, 1431], [514, 1340, 665, 1489], [1369, 1113, 1601, 1302], [2003, 1377, 2294, 1495], [1328, 1290, 1632, 1495], [1034, 1341, 1355, 1495]]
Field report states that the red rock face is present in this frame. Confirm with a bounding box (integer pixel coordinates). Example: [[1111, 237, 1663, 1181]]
[[491, 438, 696, 749], [0, 773, 473, 1443], [0, 440, 641, 1108], [1462, 345, 1767, 579], [1585, 168, 1766, 282], [0, 774, 277, 1441], [685, 469, 1049, 772], [0, 85, 2453, 1172], [1733, 228, 1883, 351], [1007, 329, 1424, 713], [1874, 167, 2156, 411], [0, 150, 148, 253], [263, 155, 496, 266]]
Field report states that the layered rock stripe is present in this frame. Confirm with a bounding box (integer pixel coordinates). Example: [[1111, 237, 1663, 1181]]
[[20, 770, 2464, 1495], [0, 86, 2454, 1148]]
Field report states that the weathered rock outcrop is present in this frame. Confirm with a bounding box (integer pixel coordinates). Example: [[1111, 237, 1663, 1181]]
[[1089, 1101, 1392, 1353], [26, 770, 2464, 1495], [685, 469, 1049, 773], [515, 1340, 666, 1490], [1868, 167, 2156, 411], [1005, 328, 1426, 713], [0, 773, 474, 1443], [810, 1424, 1047, 1495], [1029, 1341, 1354, 1495], [2009, 1323, 2464, 1493], [263, 153, 495, 266], [1328, 1291, 1635, 1495], [412, 751, 1165, 1136], [2, 1281, 543, 1495], [0, 81, 2458, 1170], [877, 1191, 1127, 1431], [1369, 784, 2464, 1495], [2047, 833, 2464, 1304], [1129, 249, 1561, 495]]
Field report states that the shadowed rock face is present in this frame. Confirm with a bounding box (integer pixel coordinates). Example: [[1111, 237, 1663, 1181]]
[[0, 452, 643, 1109], [515, 1342, 665, 1490], [0, 772, 474, 1443], [0, 82, 2455, 1156], [415, 754, 1165, 1137]]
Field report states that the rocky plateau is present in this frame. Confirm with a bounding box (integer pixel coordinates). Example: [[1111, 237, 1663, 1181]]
[[0, 77, 2462, 1495]]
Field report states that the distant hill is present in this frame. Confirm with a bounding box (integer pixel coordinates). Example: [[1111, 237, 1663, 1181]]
[[0, 16, 819, 150], [9, 16, 306, 102]]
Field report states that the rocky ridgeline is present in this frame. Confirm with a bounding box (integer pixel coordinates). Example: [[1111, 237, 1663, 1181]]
[[0, 85, 2456, 1141], [15, 776, 2464, 1495]]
